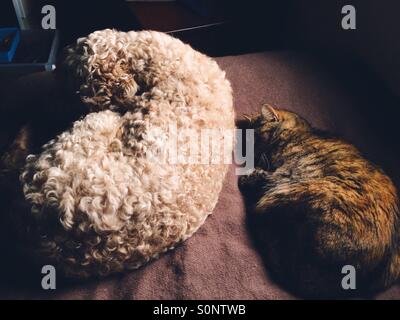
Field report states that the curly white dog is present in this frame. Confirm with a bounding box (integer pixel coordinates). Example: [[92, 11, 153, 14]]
[[19, 29, 235, 278]]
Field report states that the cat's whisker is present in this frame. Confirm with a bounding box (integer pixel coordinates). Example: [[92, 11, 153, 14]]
[[257, 152, 270, 170], [264, 154, 271, 171], [264, 154, 271, 170]]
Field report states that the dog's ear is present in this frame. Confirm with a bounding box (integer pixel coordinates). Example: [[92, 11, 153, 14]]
[[261, 104, 279, 122]]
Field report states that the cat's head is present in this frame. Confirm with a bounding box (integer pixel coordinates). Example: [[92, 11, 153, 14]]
[[244, 104, 311, 144]]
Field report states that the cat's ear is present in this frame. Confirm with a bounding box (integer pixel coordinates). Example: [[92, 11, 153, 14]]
[[261, 104, 279, 122]]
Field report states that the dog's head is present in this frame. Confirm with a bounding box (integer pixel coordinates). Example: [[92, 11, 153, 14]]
[[55, 29, 142, 112]]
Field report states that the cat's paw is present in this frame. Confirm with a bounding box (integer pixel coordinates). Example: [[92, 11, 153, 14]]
[[238, 173, 251, 190], [238, 168, 259, 190]]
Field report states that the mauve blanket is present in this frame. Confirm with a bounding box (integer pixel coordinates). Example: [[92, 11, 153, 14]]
[[0, 51, 399, 299]]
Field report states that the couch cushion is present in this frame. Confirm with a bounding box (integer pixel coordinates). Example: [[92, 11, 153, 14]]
[[0, 51, 399, 299]]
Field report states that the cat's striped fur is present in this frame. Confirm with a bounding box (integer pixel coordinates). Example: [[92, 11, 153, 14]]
[[239, 104, 400, 297]]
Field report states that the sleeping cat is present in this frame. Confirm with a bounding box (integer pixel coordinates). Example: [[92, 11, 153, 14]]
[[239, 104, 400, 297]]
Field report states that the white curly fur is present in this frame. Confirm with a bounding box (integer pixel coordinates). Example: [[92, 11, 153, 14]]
[[20, 29, 234, 278]]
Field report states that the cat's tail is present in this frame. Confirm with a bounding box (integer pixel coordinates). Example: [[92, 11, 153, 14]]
[[373, 223, 400, 291], [371, 196, 400, 291], [385, 250, 400, 286]]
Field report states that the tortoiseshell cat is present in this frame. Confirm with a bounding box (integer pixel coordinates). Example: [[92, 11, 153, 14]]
[[239, 104, 400, 297]]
